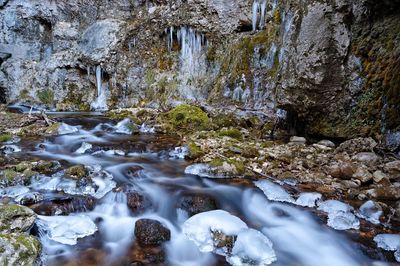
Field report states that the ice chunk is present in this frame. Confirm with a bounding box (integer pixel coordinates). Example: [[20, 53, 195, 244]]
[[395, 249, 400, 262], [169, 146, 189, 159], [37, 215, 97, 245], [58, 123, 79, 135], [318, 200, 360, 230], [185, 164, 212, 178], [139, 123, 155, 134], [75, 142, 92, 154], [183, 210, 248, 253], [3, 136, 21, 144], [1, 145, 21, 154], [254, 180, 295, 203], [373, 234, 400, 251], [295, 192, 322, 208], [227, 229, 277, 266], [0, 186, 30, 198], [90, 169, 117, 199], [358, 200, 382, 225], [114, 118, 134, 135]]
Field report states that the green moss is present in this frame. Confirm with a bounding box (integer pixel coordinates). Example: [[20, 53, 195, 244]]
[[218, 128, 243, 140], [36, 89, 54, 105], [15, 162, 31, 172], [187, 142, 205, 159], [164, 104, 210, 131], [45, 122, 61, 135], [2, 169, 18, 183], [65, 165, 88, 179], [145, 70, 156, 85], [211, 113, 237, 129], [0, 134, 12, 143]]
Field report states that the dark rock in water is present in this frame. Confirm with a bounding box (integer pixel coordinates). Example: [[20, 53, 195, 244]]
[[126, 191, 151, 213], [178, 193, 218, 216], [134, 219, 170, 246], [18, 192, 44, 206], [130, 241, 166, 265], [65, 164, 88, 179], [124, 166, 144, 179], [0, 204, 36, 233], [31, 195, 96, 215]]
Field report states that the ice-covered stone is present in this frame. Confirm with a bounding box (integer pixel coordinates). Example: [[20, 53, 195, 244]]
[[114, 118, 134, 135], [227, 228, 276, 266], [317, 200, 360, 230], [58, 123, 79, 135], [37, 214, 97, 245], [183, 210, 248, 253], [75, 142, 92, 154], [254, 180, 295, 203], [295, 192, 322, 208], [1, 145, 21, 154], [185, 164, 212, 178], [139, 123, 155, 134], [0, 186, 30, 198], [358, 200, 382, 224], [373, 234, 400, 251], [169, 146, 189, 159]]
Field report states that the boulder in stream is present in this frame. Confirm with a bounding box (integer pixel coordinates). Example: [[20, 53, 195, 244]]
[[134, 219, 171, 246]]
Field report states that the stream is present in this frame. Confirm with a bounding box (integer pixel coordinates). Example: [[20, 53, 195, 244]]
[[0, 115, 391, 266]]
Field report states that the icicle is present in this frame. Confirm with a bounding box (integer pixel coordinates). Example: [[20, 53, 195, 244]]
[[259, 0, 267, 29], [252, 0, 259, 32], [252, 0, 268, 31], [96, 65, 102, 97], [87, 66, 91, 80]]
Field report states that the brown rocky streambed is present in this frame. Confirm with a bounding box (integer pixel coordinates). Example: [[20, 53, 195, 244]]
[[0, 107, 399, 265]]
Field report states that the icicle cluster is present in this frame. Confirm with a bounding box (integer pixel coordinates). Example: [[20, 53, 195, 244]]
[[252, 0, 268, 31], [165, 26, 208, 77]]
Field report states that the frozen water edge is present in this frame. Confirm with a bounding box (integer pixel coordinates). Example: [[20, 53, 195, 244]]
[[295, 192, 322, 208], [37, 215, 97, 245], [374, 234, 400, 262], [318, 200, 360, 230], [254, 180, 294, 203], [358, 200, 382, 225]]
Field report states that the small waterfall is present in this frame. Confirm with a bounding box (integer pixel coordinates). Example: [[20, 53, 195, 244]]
[[90, 65, 108, 111], [166, 26, 207, 78], [279, 12, 293, 63], [252, 0, 268, 31]]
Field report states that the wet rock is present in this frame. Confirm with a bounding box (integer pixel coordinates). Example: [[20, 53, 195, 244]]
[[178, 193, 218, 216], [317, 140, 335, 148], [32, 160, 60, 175], [351, 152, 380, 166], [65, 164, 88, 179], [126, 191, 151, 213], [0, 204, 36, 233], [383, 160, 400, 180], [289, 136, 306, 144], [352, 166, 373, 183], [134, 219, 171, 246], [14, 162, 31, 172], [0, 233, 41, 265], [326, 161, 355, 179], [31, 195, 96, 216], [336, 138, 377, 155]]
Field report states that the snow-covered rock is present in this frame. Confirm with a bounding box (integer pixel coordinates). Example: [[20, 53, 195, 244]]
[[169, 146, 189, 159], [75, 142, 92, 154], [185, 164, 212, 178]]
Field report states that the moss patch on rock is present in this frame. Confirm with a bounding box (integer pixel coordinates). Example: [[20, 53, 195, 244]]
[[163, 104, 210, 131], [36, 89, 54, 105], [0, 134, 12, 143], [218, 128, 243, 140]]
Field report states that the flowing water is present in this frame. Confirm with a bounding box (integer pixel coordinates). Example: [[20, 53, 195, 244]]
[[1, 116, 393, 266]]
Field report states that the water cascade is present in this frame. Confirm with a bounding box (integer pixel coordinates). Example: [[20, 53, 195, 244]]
[[252, 0, 268, 31]]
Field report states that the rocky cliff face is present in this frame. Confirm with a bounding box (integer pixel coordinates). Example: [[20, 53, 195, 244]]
[[0, 0, 399, 142]]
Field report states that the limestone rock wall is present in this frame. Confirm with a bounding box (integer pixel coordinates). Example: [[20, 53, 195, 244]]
[[0, 0, 399, 142]]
